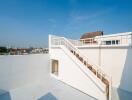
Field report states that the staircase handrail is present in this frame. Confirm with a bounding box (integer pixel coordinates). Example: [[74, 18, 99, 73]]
[[51, 35, 111, 81]]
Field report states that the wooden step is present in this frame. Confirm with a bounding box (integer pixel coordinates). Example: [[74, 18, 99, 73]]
[[102, 77, 109, 86], [87, 64, 92, 70], [76, 53, 79, 58], [91, 68, 96, 75], [97, 72, 101, 79], [79, 57, 83, 62], [84, 61, 87, 65], [71, 50, 73, 53], [70, 49, 110, 94], [86, 64, 96, 75]]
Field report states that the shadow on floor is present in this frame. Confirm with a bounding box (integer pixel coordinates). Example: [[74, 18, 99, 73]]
[[38, 92, 58, 100], [0, 89, 11, 100], [117, 88, 132, 100], [118, 47, 132, 100], [112, 87, 132, 100]]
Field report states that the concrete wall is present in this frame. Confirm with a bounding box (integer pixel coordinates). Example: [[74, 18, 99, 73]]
[[0, 54, 49, 91], [77, 46, 100, 66], [50, 47, 106, 100], [78, 46, 132, 93]]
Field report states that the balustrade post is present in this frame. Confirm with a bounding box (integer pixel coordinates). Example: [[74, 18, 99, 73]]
[[49, 35, 52, 54], [131, 34, 132, 45], [120, 35, 122, 45]]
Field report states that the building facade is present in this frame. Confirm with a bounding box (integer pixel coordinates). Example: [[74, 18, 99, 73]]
[[49, 32, 132, 100]]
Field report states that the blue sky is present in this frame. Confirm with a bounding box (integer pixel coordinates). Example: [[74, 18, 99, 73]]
[[0, 0, 132, 47]]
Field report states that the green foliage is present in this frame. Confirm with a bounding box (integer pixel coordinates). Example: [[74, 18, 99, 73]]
[[0, 47, 9, 55]]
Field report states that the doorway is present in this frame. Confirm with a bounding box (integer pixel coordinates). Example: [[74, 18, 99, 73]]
[[51, 59, 59, 76]]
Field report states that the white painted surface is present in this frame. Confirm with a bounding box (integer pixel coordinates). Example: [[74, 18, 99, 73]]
[[50, 47, 106, 100], [78, 46, 132, 93], [77, 47, 100, 66], [0, 54, 96, 100], [49, 33, 132, 100], [9, 77, 96, 100], [0, 54, 49, 91], [95, 32, 132, 45]]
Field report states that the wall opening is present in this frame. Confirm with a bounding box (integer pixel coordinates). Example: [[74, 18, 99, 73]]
[[51, 59, 59, 76], [102, 40, 120, 45]]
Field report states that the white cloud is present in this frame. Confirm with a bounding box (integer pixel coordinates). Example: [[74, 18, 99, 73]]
[[48, 18, 57, 28], [48, 18, 56, 23], [71, 7, 114, 23], [63, 7, 115, 32]]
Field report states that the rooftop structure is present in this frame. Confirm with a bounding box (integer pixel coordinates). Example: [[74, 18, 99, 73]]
[[49, 32, 132, 100], [80, 31, 103, 39], [0, 31, 132, 100]]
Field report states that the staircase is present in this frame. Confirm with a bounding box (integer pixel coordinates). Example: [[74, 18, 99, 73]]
[[50, 35, 111, 100]]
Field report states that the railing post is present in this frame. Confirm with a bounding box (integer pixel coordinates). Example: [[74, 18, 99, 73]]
[[49, 35, 51, 48], [120, 35, 122, 45], [108, 77, 112, 100], [98, 37, 101, 45], [126, 35, 128, 45], [131, 34, 132, 46]]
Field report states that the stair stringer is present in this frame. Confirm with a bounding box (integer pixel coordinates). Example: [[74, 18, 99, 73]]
[[55, 45, 107, 100]]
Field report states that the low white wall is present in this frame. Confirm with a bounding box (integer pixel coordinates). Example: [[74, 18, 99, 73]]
[[78, 46, 132, 93], [50, 47, 106, 100], [0, 54, 49, 91]]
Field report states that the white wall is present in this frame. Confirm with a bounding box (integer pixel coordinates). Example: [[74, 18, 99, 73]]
[[50, 47, 106, 100], [0, 54, 49, 91], [78, 46, 132, 93], [77, 46, 100, 66]]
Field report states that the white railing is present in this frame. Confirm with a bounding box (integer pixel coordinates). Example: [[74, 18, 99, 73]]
[[50, 35, 112, 100], [64, 33, 132, 46], [80, 38, 98, 45], [68, 39, 83, 46], [50, 35, 111, 80], [98, 33, 132, 46], [67, 38, 98, 46]]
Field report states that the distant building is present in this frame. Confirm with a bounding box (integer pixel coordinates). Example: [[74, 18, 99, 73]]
[[80, 31, 103, 39], [80, 31, 103, 44], [9, 48, 28, 55], [31, 48, 48, 54]]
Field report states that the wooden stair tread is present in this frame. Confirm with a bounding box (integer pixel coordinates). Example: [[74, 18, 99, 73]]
[[70, 49, 110, 99]]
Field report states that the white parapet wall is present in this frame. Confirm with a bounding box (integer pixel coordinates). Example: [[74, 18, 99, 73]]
[[96, 32, 132, 45], [50, 47, 106, 100], [78, 45, 132, 93], [0, 54, 49, 91]]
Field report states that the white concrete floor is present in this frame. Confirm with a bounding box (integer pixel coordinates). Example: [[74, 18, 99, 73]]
[[1, 77, 132, 100], [8, 77, 96, 100]]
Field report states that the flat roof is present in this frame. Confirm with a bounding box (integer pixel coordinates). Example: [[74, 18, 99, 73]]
[[2, 77, 96, 100]]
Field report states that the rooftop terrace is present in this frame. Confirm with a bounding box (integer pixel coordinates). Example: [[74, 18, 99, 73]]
[[0, 54, 132, 100]]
